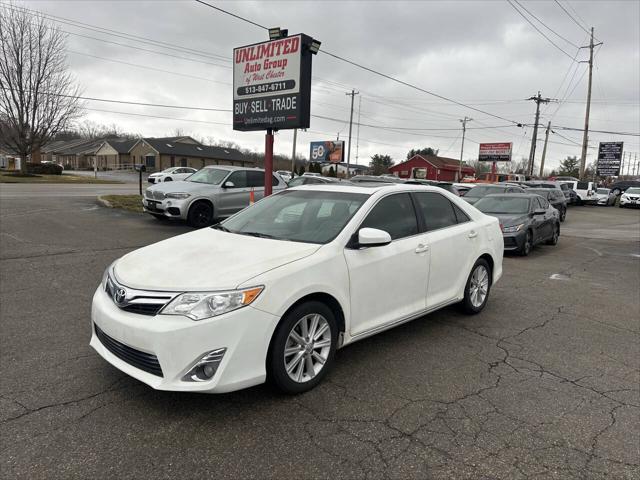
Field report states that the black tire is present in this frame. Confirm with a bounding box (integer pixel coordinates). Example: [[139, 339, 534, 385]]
[[150, 213, 168, 221], [164, 177, 173, 182], [576, 197, 583, 206], [546, 223, 560, 245], [187, 201, 214, 228], [459, 258, 492, 315], [619, 204, 624, 208], [268, 301, 338, 394], [560, 207, 566, 222], [519, 230, 533, 256]]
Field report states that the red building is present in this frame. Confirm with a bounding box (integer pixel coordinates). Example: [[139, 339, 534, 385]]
[[388, 154, 475, 181]]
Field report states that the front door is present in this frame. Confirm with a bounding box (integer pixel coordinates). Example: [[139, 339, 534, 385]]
[[217, 170, 250, 216], [344, 193, 429, 337]]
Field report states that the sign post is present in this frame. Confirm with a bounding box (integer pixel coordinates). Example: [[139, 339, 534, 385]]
[[596, 141, 623, 177], [233, 32, 319, 195]]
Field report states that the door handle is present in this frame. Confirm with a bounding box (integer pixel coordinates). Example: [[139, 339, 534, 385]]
[[468, 230, 478, 238], [415, 244, 429, 254]]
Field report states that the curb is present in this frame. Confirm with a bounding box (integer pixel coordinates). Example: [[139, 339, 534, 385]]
[[97, 195, 113, 208]]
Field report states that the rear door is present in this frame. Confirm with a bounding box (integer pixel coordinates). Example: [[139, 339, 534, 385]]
[[413, 192, 477, 308]]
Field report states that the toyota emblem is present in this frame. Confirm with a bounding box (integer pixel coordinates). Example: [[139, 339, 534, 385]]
[[114, 287, 127, 305]]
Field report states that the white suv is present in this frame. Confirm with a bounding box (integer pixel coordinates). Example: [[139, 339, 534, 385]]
[[619, 187, 640, 208]]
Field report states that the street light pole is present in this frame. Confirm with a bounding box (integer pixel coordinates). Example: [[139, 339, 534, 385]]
[[345, 89, 359, 178]]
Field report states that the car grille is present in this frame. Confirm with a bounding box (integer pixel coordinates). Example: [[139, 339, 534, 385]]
[[94, 323, 163, 377], [628, 195, 639, 201], [503, 237, 518, 247], [104, 274, 174, 316], [148, 177, 155, 184], [144, 189, 165, 200]]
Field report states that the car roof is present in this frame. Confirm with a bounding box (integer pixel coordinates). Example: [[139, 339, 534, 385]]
[[202, 165, 261, 172], [485, 193, 536, 198], [288, 183, 445, 195]]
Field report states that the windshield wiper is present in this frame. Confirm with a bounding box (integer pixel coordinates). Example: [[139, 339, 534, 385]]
[[211, 224, 232, 232], [238, 231, 277, 239]]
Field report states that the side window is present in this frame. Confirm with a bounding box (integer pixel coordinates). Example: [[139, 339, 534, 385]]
[[360, 193, 418, 240], [452, 202, 470, 223], [246, 171, 263, 188], [226, 170, 247, 188], [541, 197, 550, 209], [272, 174, 279, 186], [413, 192, 459, 231]]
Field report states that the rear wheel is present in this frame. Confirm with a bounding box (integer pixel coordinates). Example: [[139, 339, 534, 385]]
[[519, 231, 533, 256], [268, 301, 338, 394], [460, 259, 491, 314], [546, 223, 559, 245], [187, 201, 214, 228]]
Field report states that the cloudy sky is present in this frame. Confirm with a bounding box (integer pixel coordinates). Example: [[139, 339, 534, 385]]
[[15, 0, 640, 171]]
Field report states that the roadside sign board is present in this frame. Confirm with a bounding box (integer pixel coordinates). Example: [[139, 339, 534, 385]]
[[233, 34, 313, 131], [596, 141, 623, 176], [478, 142, 512, 162], [310, 141, 344, 163]]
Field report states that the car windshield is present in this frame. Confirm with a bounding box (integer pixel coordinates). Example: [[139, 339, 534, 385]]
[[597, 189, 609, 194], [162, 167, 176, 173], [626, 188, 640, 194], [475, 196, 530, 214], [186, 168, 229, 185], [220, 190, 369, 244], [465, 186, 506, 198]]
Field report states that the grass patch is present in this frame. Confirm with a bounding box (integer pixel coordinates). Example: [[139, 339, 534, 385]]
[[0, 173, 121, 184], [101, 195, 143, 213]]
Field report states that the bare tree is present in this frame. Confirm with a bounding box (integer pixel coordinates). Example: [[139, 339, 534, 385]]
[[0, 4, 83, 173]]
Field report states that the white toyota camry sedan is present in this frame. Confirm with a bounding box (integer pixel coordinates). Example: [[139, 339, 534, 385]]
[[91, 184, 503, 394]]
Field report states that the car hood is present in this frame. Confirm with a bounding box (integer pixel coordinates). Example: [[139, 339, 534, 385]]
[[484, 213, 530, 228], [147, 180, 215, 194], [113, 228, 321, 291]]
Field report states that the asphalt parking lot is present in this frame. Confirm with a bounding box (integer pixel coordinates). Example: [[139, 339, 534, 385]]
[[1, 189, 638, 479]]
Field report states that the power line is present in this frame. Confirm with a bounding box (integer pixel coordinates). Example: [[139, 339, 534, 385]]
[[553, 0, 596, 39], [506, 0, 578, 61], [67, 50, 231, 85], [85, 108, 231, 126], [194, 0, 526, 126], [512, 0, 580, 48]]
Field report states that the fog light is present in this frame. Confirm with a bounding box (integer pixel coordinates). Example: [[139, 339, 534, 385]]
[[181, 348, 226, 382]]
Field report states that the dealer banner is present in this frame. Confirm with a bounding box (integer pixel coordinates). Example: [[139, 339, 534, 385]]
[[478, 142, 512, 162], [310, 141, 345, 163], [233, 34, 313, 131], [596, 141, 623, 176]]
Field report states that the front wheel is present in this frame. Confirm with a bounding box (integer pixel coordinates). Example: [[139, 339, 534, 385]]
[[187, 201, 214, 228], [164, 177, 173, 182], [268, 301, 338, 394], [560, 208, 566, 222], [459, 259, 491, 314], [519, 231, 533, 256]]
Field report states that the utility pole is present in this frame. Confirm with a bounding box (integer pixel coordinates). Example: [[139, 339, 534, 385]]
[[345, 89, 359, 178], [527, 92, 553, 177], [539, 121, 552, 177], [355, 96, 362, 166], [458, 117, 472, 181], [291, 128, 297, 175], [579, 27, 603, 179]]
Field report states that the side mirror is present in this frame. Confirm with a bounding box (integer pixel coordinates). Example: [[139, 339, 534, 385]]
[[223, 181, 235, 188], [533, 208, 546, 216], [357, 227, 392, 247]]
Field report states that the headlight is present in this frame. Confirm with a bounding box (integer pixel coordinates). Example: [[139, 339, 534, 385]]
[[161, 286, 263, 320], [621, 195, 628, 200], [165, 192, 191, 199], [502, 223, 524, 233]]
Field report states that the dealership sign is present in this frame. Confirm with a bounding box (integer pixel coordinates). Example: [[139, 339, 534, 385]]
[[478, 142, 512, 162], [596, 141, 623, 176], [310, 141, 344, 163], [233, 34, 313, 131]]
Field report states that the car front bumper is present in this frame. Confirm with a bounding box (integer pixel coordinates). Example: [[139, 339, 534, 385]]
[[142, 197, 189, 220], [90, 286, 280, 393], [620, 197, 639, 207], [502, 230, 526, 251]]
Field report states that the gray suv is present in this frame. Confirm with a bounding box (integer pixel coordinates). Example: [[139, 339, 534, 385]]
[[143, 166, 287, 227]]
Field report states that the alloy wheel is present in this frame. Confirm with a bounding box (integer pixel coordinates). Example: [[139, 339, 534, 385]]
[[284, 313, 332, 383], [469, 265, 489, 308]]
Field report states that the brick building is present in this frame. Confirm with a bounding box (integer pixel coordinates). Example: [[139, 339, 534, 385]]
[[388, 154, 475, 181]]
